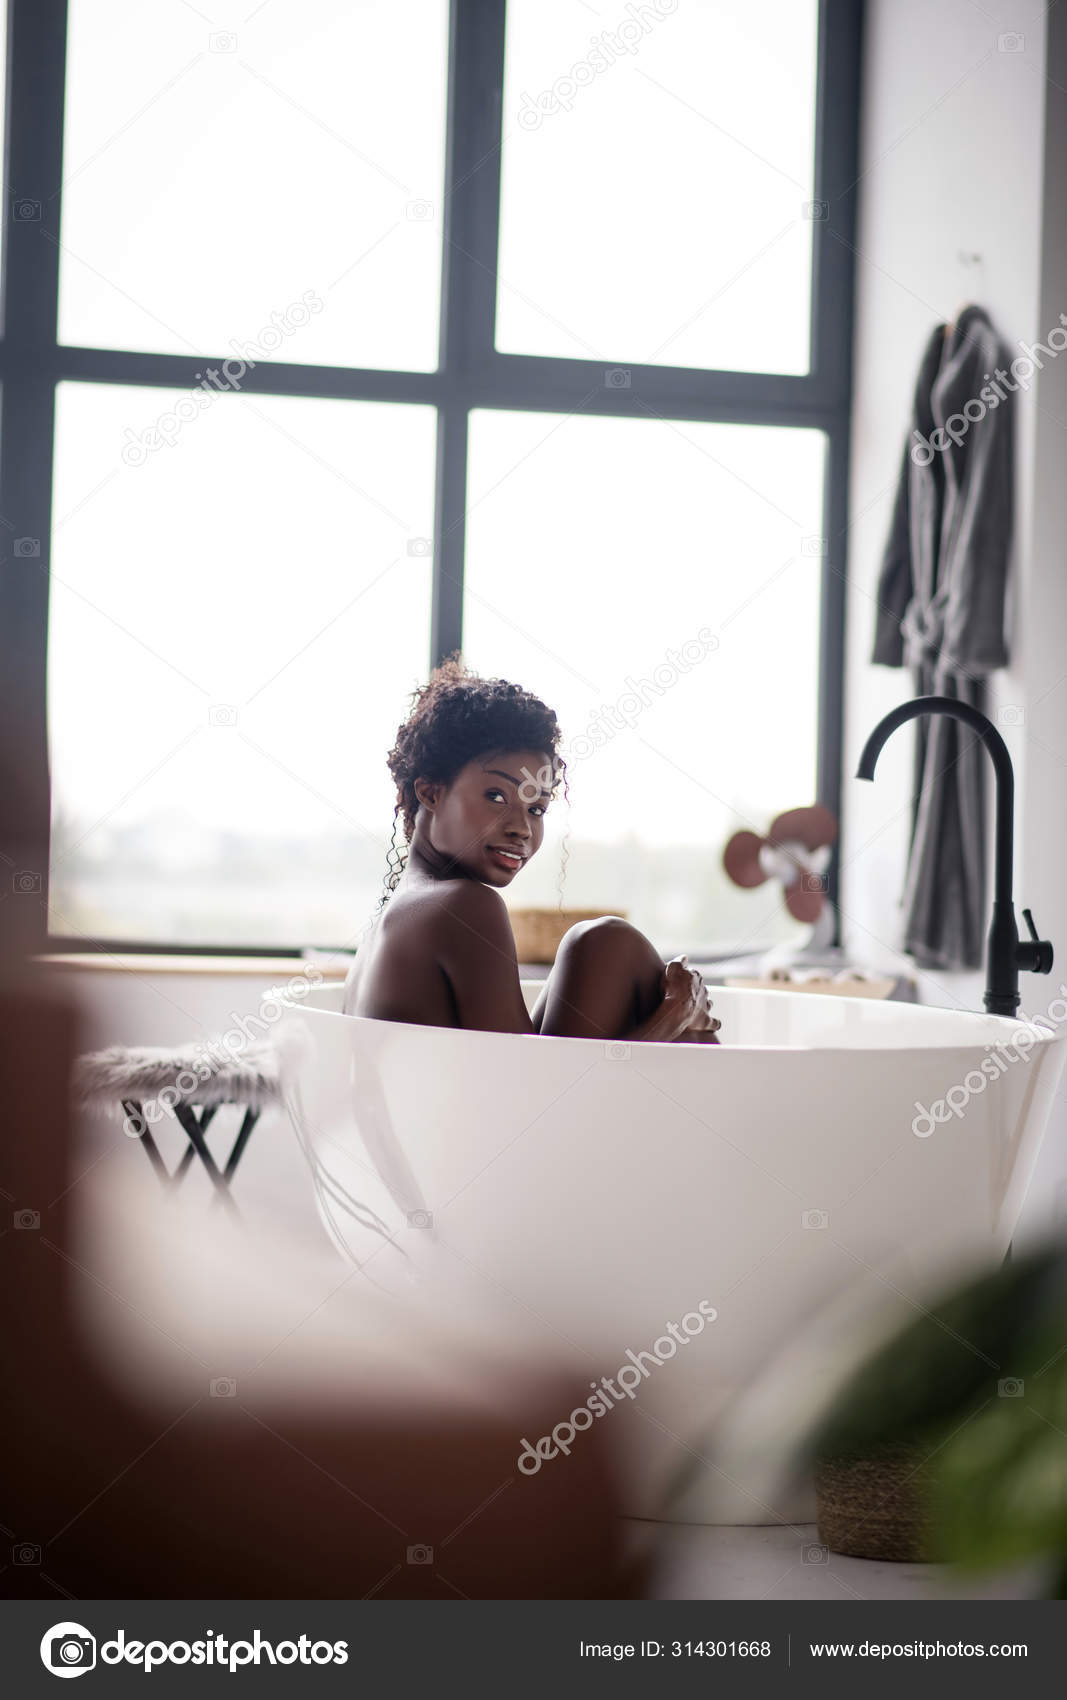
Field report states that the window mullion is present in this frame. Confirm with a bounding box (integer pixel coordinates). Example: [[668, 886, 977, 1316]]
[[810, 0, 863, 405], [0, 0, 70, 961], [432, 0, 507, 667]]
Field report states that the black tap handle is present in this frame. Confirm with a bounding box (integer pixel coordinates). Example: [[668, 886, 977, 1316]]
[[1018, 909, 1054, 975]]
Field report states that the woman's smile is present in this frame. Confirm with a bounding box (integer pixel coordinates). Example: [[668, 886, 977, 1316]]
[[486, 844, 526, 872]]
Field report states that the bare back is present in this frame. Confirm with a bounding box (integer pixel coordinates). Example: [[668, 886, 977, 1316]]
[[342, 874, 539, 1035], [342, 883, 462, 1026]]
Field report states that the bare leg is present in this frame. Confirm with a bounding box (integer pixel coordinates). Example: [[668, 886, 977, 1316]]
[[532, 916, 667, 1040]]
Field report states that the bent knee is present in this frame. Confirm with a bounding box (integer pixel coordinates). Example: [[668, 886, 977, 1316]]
[[558, 915, 659, 967], [559, 914, 630, 948]]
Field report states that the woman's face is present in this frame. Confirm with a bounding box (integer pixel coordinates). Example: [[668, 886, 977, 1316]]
[[414, 746, 554, 885]]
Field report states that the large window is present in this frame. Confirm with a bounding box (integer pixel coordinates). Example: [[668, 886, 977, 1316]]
[[2, 0, 862, 957], [495, 0, 818, 372]]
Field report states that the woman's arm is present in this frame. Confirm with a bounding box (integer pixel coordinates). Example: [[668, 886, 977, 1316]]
[[433, 888, 719, 1042], [624, 959, 721, 1043]]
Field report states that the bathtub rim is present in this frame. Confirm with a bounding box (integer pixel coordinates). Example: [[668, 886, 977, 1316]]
[[272, 982, 1067, 1058]]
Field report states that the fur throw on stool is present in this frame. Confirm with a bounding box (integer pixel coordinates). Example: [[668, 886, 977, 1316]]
[[73, 1039, 282, 1121]]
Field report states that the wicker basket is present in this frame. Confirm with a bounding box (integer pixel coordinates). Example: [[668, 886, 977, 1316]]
[[507, 907, 627, 966], [815, 1440, 940, 1562]]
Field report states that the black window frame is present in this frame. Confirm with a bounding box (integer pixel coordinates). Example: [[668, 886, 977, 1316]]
[[1, 0, 863, 961]]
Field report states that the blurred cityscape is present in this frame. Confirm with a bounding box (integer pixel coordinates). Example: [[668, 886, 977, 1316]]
[[46, 803, 806, 959]]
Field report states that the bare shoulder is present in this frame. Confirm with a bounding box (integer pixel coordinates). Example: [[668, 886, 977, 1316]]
[[374, 875, 500, 925], [343, 880, 503, 1025], [428, 877, 515, 948], [366, 877, 512, 956], [429, 879, 529, 1033], [429, 876, 508, 920]]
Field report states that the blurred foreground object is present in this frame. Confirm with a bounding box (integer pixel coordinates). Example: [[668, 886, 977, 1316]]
[[0, 979, 643, 1600], [802, 1240, 1067, 1587], [685, 1242, 1067, 1589]]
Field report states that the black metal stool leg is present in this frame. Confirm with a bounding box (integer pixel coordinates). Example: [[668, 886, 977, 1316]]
[[172, 1104, 219, 1186], [172, 1103, 239, 1216], [121, 1099, 171, 1185], [123, 1094, 260, 1218], [223, 1106, 260, 1183]]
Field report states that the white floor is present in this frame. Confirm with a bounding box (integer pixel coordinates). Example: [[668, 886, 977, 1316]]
[[625, 1520, 1051, 1601]]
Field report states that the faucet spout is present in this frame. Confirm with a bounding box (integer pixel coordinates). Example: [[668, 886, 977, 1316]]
[[857, 695, 1014, 906], [855, 694, 1052, 1017]]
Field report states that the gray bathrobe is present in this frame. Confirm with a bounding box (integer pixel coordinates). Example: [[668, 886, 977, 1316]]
[[870, 304, 1015, 970]]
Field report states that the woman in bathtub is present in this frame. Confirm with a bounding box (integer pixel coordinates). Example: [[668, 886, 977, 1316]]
[[343, 653, 721, 1043]]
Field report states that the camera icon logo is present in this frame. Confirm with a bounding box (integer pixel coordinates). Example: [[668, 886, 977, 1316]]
[[997, 1376, 1024, 1397], [407, 1543, 434, 1564], [209, 30, 237, 52], [997, 31, 1024, 52], [801, 1542, 829, 1564], [407, 537, 432, 557], [15, 537, 40, 556], [14, 1541, 41, 1564], [604, 368, 631, 389], [14, 1209, 40, 1229], [802, 1208, 828, 1230], [13, 870, 42, 894], [997, 704, 1025, 727], [208, 704, 237, 727], [210, 1376, 237, 1397], [13, 198, 41, 222], [604, 1040, 631, 1061], [801, 535, 827, 556], [803, 200, 829, 220], [801, 872, 825, 894], [40, 1622, 97, 1677], [407, 1209, 433, 1229], [406, 199, 434, 221]]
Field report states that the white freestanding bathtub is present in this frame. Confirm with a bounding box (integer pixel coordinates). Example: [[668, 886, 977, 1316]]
[[274, 979, 1067, 1525]]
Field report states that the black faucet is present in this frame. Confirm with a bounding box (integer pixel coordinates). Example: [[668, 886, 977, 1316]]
[[856, 694, 1053, 1017]]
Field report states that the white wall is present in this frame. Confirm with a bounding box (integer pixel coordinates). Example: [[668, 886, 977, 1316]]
[[841, 0, 1067, 1239]]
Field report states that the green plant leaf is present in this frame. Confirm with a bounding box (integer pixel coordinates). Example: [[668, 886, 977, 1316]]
[[933, 1388, 1067, 1573], [804, 1243, 1067, 1462]]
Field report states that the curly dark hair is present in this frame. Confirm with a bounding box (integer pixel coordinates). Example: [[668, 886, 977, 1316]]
[[376, 651, 571, 913]]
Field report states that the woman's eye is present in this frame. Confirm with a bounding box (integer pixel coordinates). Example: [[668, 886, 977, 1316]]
[[486, 788, 545, 817]]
